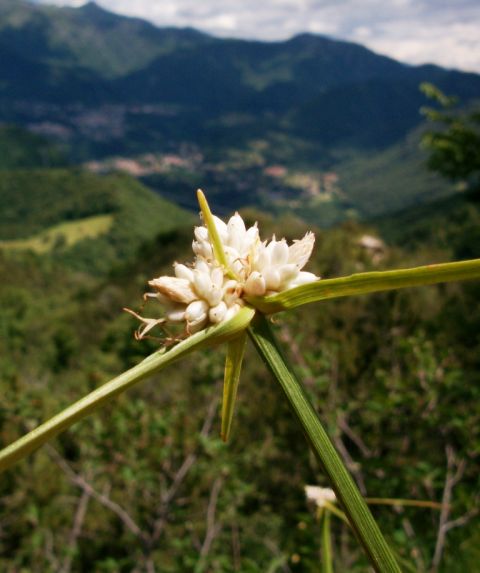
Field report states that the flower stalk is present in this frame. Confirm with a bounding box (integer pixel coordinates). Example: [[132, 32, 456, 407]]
[[321, 509, 334, 573]]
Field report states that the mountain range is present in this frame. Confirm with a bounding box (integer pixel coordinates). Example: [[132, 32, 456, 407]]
[[0, 0, 479, 222]]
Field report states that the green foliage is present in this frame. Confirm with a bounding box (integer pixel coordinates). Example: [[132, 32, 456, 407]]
[[333, 127, 451, 218], [420, 83, 480, 187], [0, 126, 66, 169], [1, 196, 479, 571], [0, 168, 193, 273]]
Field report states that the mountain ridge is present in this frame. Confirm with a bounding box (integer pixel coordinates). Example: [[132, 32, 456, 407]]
[[1, 0, 479, 223]]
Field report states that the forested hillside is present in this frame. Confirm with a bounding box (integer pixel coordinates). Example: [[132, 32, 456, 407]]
[[0, 0, 479, 221]]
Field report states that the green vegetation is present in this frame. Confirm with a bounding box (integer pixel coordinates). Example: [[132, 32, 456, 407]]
[[333, 129, 451, 218], [0, 0, 208, 78], [1, 5, 480, 569], [0, 167, 192, 273], [420, 83, 480, 189], [0, 189, 479, 571], [0, 214, 113, 254], [1, 0, 480, 226], [0, 126, 66, 169]]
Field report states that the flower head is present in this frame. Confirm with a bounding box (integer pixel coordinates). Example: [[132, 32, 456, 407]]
[[305, 485, 337, 509], [126, 191, 319, 339]]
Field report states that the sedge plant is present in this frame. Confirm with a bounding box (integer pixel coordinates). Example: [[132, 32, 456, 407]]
[[1, 190, 480, 572]]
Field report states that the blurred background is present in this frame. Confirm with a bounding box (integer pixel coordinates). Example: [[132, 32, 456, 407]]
[[0, 0, 479, 571]]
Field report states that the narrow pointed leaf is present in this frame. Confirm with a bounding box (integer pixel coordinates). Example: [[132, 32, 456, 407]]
[[0, 307, 255, 474], [197, 189, 237, 279], [246, 258, 480, 313], [221, 331, 247, 442], [248, 314, 400, 573]]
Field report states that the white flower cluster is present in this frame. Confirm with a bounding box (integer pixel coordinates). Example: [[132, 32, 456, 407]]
[[129, 210, 319, 339], [304, 485, 337, 509]]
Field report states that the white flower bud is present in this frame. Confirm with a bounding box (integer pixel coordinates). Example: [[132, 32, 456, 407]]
[[224, 303, 241, 322], [166, 308, 186, 322], [209, 301, 227, 323], [194, 226, 209, 242], [263, 267, 281, 291], [244, 271, 266, 296], [211, 267, 224, 289], [245, 224, 259, 246], [185, 299, 209, 323], [206, 285, 223, 307], [227, 212, 247, 251], [212, 215, 228, 241], [192, 240, 212, 259], [287, 271, 318, 288], [255, 247, 270, 271], [193, 269, 211, 299], [148, 276, 197, 304], [174, 263, 194, 282]]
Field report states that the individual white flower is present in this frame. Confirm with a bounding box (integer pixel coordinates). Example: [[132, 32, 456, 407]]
[[304, 486, 337, 509], [126, 200, 319, 340]]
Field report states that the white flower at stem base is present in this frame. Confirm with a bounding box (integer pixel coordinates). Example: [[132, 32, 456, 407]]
[[304, 485, 337, 509]]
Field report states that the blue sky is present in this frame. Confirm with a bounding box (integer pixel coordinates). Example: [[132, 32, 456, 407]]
[[39, 0, 480, 72]]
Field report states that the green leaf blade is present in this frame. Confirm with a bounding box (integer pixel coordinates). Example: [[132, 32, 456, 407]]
[[246, 258, 480, 313], [221, 331, 247, 442], [197, 189, 236, 279], [0, 307, 255, 474], [248, 314, 400, 573]]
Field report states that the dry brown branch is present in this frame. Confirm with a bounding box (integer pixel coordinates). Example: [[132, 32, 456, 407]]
[[430, 444, 468, 572], [59, 489, 91, 573], [48, 445, 145, 541], [195, 476, 224, 572], [332, 432, 368, 495], [48, 396, 219, 572], [337, 414, 373, 459]]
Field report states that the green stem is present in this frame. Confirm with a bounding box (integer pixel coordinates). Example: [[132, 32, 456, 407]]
[[247, 258, 480, 313], [322, 510, 334, 573], [248, 314, 400, 573]]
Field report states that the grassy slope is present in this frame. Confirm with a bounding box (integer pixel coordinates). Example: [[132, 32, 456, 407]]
[[0, 167, 193, 273], [0, 214, 114, 253]]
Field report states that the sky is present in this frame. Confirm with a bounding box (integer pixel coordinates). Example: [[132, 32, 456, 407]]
[[39, 0, 480, 73]]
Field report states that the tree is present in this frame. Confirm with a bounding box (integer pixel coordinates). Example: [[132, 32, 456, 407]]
[[420, 82, 480, 190]]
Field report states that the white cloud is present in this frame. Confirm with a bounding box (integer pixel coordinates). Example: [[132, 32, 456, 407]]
[[39, 0, 480, 72]]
